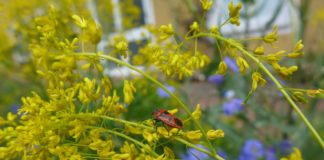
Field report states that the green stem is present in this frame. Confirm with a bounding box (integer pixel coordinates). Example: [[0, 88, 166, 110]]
[[193, 32, 324, 149], [87, 126, 159, 158], [73, 52, 224, 159]]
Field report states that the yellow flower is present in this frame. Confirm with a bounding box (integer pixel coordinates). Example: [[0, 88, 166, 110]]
[[143, 130, 158, 143], [163, 146, 175, 159], [216, 61, 227, 75], [292, 91, 307, 103], [287, 52, 303, 58], [207, 129, 224, 140], [228, 1, 242, 26], [253, 46, 265, 55], [115, 40, 128, 58], [159, 24, 174, 40], [185, 130, 202, 141], [123, 80, 136, 104], [307, 89, 324, 97], [236, 57, 249, 74], [157, 127, 170, 137], [200, 0, 213, 11], [210, 25, 219, 35], [112, 153, 130, 159], [190, 21, 200, 33], [6, 112, 17, 122], [280, 147, 303, 160], [72, 14, 87, 29], [125, 124, 143, 134], [120, 141, 138, 157], [167, 108, 178, 115], [263, 25, 278, 43], [192, 104, 202, 120], [293, 40, 304, 52], [251, 72, 266, 91]]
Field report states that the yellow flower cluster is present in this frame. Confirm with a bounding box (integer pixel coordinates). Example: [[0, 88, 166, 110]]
[[135, 44, 210, 79]]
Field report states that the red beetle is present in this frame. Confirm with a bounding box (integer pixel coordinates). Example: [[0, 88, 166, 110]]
[[152, 109, 183, 129]]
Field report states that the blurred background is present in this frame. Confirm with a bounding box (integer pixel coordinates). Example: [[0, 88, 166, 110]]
[[0, 0, 323, 159]]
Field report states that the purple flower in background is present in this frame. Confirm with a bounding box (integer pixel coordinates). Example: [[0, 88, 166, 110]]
[[180, 144, 209, 160], [12, 104, 19, 113], [279, 139, 292, 155], [157, 85, 175, 98], [208, 74, 224, 85], [224, 57, 239, 73], [265, 147, 278, 160], [217, 150, 227, 159], [239, 139, 265, 160], [223, 98, 244, 116]]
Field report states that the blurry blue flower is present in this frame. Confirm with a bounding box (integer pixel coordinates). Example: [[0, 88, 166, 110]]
[[157, 85, 175, 98], [12, 104, 19, 113], [239, 139, 265, 160], [223, 98, 244, 116], [217, 150, 227, 159], [208, 74, 224, 85], [180, 144, 209, 160], [265, 147, 278, 160], [279, 139, 292, 155], [224, 57, 239, 73]]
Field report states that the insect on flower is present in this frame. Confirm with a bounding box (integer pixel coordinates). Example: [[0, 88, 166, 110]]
[[152, 109, 183, 129]]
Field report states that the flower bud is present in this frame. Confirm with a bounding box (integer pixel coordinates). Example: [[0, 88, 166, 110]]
[[216, 61, 227, 75], [207, 129, 224, 140], [253, 46, 264, 55]]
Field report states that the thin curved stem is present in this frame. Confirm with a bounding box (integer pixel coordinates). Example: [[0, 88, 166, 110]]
[[192, 32, 324, 149], [72, 52, 224, 159]]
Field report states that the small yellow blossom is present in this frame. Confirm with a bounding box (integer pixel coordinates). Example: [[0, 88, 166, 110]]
[[263, 26, 278, 44], [207, 129, 224, 140], [163, 146, 175, 159], [307, 89, 324, 97], [200, 0, 213, 11], [217, 61, 227, 75], [280, 147, 303, 160], [157, 127, 170, 137], [210, 25, 219, 35], [112, 153, 130, 159], [236, 57, 249, 73], [159, 24, 174, 40], [292, 91, 307, 103], [6, 112, 17, 122], [185, 130, 202, 141], [251, 72, 266, 91], [125, 124, 142, 134], [190, 21, 200, 33], [192, 104, 202, 120], [287, 52, 303, 58], [228, 1, 242, 26], [167, 108, 178, 115], [253, 46, 265, 55], [143, 130, 158, 143], [120, 142, 138, 158], [293, 40, 304, 52], [72, 14, 87, 29], [115, 40, 128, 58], [123, 80, 136, 104]]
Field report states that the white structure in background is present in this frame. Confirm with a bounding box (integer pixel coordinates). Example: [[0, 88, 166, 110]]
[[207, 0, 299, 38], [87, 0, 155, 77]]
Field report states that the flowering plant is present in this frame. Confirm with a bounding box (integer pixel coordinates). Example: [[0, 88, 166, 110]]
[[0, 0, 323, 159]]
